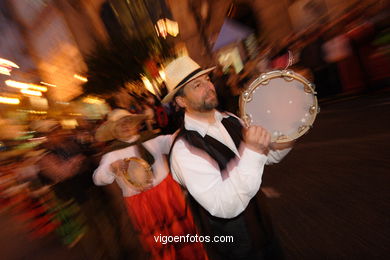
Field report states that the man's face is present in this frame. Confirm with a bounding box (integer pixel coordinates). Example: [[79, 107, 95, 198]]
[[178, 74, 218, 112], [113, 117, 140, 140]]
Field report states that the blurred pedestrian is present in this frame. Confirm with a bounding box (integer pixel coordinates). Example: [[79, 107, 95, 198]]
[[36, 121, 93, 247]]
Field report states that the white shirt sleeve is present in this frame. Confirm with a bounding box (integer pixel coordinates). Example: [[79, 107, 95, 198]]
[[145, 134, 173, 155], [266, 148, 292, 165], [92, 153, 116, 186], [171, 140, 268, 219]]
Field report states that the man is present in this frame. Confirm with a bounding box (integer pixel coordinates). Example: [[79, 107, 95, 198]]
[[162, 56, 293, 260]]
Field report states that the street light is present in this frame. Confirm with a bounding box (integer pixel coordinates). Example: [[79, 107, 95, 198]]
[[40, 81, 57, 87], [0, 58, 19, 76], [74, 74, 88, 82], [0, 96, 20, 105], [155, 18, 179, 39], [5, 80, 47, 92], [21, 89, 42, 97]]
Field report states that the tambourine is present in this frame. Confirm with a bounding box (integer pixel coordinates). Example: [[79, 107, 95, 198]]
[[240, 70, 319, 143], [121, 157, 153, 190]]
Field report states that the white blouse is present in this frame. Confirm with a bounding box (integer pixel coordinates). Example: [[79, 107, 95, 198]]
[[93, 135, 172, 197]]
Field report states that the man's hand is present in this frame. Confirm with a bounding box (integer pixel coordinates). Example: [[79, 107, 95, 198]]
[[244, 125, 271, 154]]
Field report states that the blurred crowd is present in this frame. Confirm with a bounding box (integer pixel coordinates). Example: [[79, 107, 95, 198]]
[[0, 3, 389, 259], [209, 4, 390, 116]]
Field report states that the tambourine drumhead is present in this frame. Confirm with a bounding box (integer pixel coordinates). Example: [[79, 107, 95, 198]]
[[122, 157, 153, 190], [240, 70, 319, 143]]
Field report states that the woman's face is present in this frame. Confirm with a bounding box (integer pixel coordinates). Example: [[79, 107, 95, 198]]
[[113, 117, 140, 141]]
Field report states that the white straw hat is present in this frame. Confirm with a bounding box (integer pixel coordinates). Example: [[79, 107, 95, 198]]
[[95, 109, 148, 142], [161, 56, 215, 104]]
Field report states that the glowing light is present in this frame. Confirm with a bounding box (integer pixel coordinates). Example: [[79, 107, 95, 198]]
[[5, 80, 47, 92], [61, 119, 78, 129], [0, 67, 11, 76], [28, 137, 46, 141], [159, 70, 166, 81], [40, 81, 57, 87], [141, 76, 156, 95], [56, 101, 70, 105], [74, 74, 88, 82], [0, 58, 19, 68], [21, 89, 42, 96], [155, 18, 179, 38], [0, 58, 19, 75], [29, 85, 47, 92], [17, 109, 47, 114], [83, 96, 104, 104], [156, 20, 168, 38], [0, 96, 20, 105]]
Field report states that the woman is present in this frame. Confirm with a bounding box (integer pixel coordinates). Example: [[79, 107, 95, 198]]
[[93, 109, 207, 260]]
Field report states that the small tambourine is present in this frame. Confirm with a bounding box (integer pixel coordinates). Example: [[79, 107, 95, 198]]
[[240, 70, 319, 143], [121, 157, 153, 190]]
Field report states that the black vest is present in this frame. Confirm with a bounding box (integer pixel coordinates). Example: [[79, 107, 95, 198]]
[[170, 115, 243, 173], [169, 115, 282, 259]]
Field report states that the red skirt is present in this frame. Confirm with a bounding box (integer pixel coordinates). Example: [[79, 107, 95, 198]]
[[124, 174, 208, 260]]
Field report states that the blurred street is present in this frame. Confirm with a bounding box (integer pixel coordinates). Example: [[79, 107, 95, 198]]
[[0, 214, 82, 260], [263, 87, 390, 259]]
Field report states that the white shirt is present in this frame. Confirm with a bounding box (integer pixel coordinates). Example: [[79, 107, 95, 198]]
[[170, 111, 291, 219], [93, 135, 172, 197]]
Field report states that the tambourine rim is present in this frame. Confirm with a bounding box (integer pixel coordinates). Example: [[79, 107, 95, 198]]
[[240, 70, 319, 143], [122, 157, 153, 189]]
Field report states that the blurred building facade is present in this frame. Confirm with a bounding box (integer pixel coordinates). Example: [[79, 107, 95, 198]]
[[0, 0, 386, 105], [165, 0, 382, 66], [1, 0, 169, 103], [0, 1, 39, 95], [3, 0, 110, 102]]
